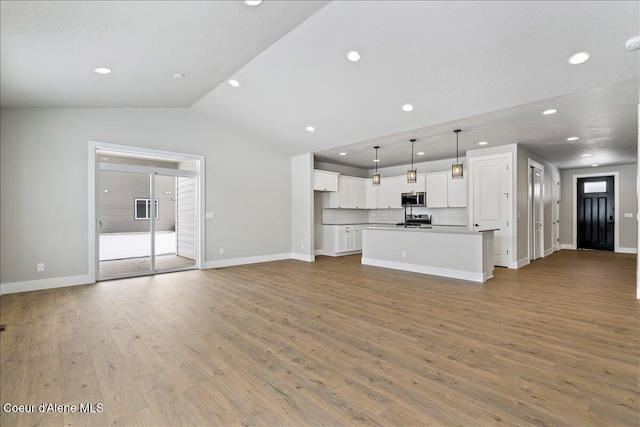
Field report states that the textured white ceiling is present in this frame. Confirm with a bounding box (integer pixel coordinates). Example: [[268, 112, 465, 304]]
[[0, 0, 328, 107], [1, 1, 638, 170]]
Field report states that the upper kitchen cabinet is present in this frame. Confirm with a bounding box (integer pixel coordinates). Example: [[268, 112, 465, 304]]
[[447, 173, 467, 207], [426, 171, 448, 207], [377, 176, 403, 209], [313, 169, 339, 191], [399, 173, 426, 194], [326, 176, 366, 208], [426, 171, 467, 208]]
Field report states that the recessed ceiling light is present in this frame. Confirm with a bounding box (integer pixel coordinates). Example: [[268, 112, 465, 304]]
[[402, 104, 414, 112], [582, 153, 592, 157], [173, 73, 185, 79], [346, 51, 361, 62], [591, 164, 599, 167], [306, 126, 315, 132], [543, 109, 557, 115], [478, 141, 488, 145], [568, 52, 590, 65], [244, 0, 262, 6], [373, 159, 380, 163], [228, 79, 240, 87], [104, 189, 108, 193], [339, 152, 347, 156], [417, 152, 425, 155], [93, 67, 112, 74], [626, 36, 640, 50], [567, 137, 579, 141]]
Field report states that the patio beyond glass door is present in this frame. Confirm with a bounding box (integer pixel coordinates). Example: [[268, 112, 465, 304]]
[[98, 169, 153, 279], [153, 174, 197, 272], [97, 162, 199, 280]]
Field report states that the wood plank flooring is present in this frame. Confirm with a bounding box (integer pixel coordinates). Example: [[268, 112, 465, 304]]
[[1, 250, 638, 426]]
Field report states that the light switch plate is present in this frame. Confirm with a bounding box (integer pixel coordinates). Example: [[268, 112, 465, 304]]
[[205, 212, 214, 219], [624, 213, 633, 218]]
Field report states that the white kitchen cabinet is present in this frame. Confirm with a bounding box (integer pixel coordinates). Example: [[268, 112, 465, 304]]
[[328, 176, 366, 208], [365, 179, 378, 209], [313, 170, 339, 191], [447, 173, 467, 207], [322, 225, 364, 256], [426, 171, 448, 207], [399, 173, 426, 194], [427, 171, 467, 208], [377, 176, 403, 209]]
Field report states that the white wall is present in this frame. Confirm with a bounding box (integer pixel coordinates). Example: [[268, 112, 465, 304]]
[[0, 108, 292, 289], [560, 164, 637, 252], [291, 153, 314, 261]]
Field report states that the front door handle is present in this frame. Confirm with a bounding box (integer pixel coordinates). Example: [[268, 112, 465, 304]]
[[474, 224, 481, 227], [97, 219, 103, 231]]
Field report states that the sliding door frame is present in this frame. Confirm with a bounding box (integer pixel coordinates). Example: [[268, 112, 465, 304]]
[[88, 141, 205, 283]]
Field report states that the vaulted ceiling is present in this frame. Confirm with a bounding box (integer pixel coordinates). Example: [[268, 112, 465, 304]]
[[1, 1, 638, 170]]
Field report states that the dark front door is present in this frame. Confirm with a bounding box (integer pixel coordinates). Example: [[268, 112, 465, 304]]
[[577, 176, 614, 251]]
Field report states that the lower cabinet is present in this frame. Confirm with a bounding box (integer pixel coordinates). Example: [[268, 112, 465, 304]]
[[322, 225, 364, 256]]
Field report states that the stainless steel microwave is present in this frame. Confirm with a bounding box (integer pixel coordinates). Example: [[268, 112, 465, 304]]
[[401, 192, 426, 207]]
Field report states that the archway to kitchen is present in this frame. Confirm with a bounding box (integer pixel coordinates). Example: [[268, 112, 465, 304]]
[[88, 141, 204, 282]]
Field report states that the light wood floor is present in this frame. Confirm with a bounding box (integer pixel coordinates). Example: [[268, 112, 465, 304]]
[[1, 250, 638, 426]]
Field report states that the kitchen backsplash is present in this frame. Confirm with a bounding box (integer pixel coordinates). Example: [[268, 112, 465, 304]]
[[322, 208, 369, 224], [324, 207, 467, 226]]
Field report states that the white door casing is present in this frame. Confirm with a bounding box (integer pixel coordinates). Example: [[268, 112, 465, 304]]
[[469, 153, 513, 268], [552, 172, 560, 252], [528, 159, 544, 261]]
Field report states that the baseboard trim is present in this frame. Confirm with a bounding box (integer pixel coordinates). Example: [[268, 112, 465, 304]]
[[204, 253, 295, 269], [0, 274, 94, 295], [361, 257, 486, 283], [544, 248, 554, 257], [290, 253, 315, 262], [617, 247, 637, 254], [560, 244, 576, 250], [517, 257, 530, 268]]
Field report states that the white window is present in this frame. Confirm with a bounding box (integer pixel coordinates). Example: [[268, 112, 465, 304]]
[[584, 181, 607, 194], [134, 198, 159, 220]]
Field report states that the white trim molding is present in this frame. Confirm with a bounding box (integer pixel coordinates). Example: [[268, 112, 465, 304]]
[[1, 275, 94, 295], [560, 244, 576, 250], [517, 257, 530, 268], [204, 253, 293, 269], [361, 257, 489, 283], [618, 247, 638, 254]]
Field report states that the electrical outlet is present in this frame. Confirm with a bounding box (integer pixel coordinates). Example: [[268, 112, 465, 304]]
[[206, 212, 214, 219], [301, 244, 304, 250], [219, 248, 224, 255], [36, 263, 45, 272], [401, 251, 406, 258]]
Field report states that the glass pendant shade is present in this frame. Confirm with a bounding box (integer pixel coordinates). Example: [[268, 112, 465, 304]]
[[407, 168, 417, 183], [452, 163, 463, 179], [372, 146, 381, 186], [452, 129, 463, 179], [372, 172, 381, 186], [407, 139, 417, 183]]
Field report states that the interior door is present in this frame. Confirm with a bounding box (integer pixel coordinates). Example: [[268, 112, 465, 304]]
[[530, 166, 543, 260], [577, 176, 614, 251], [471, 155, 511, 267], [552, 173, 560, 252]]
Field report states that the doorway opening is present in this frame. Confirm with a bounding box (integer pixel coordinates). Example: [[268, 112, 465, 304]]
[[88, 142, 204, 281], [576, 175, 615, 251], [528, 160, 544, 262]]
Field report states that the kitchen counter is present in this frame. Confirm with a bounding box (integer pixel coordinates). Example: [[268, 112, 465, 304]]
[[361, 227, 495, 283]]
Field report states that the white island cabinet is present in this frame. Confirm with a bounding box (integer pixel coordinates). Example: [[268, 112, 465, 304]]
[[361, 227, 494, 282]]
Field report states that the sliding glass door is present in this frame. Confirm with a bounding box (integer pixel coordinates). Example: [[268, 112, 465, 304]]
[[97, 163, 198, 280]]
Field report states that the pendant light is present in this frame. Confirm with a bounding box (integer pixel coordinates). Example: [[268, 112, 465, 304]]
[[407, 139, 417, 183], [372, 146, 381, 185], [452, 129, 463, 179]]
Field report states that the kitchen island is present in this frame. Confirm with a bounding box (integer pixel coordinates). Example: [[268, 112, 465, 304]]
[[361, 226, 495, 283]]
